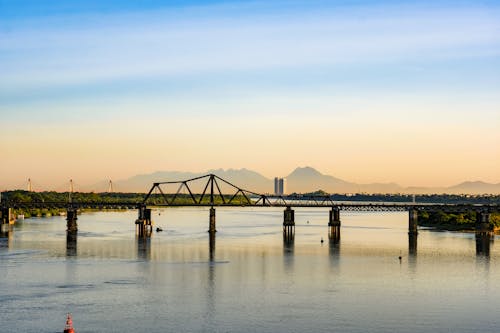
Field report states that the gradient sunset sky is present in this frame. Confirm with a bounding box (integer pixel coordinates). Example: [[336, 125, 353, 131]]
[[1, 0, 499, 190]]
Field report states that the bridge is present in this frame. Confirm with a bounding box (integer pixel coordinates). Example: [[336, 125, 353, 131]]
[[1, 174, 499, 249]]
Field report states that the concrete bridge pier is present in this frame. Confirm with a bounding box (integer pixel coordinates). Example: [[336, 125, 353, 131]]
[[475, 212, 492, 234], [209, 207, 216, 233], [475, 211, 492, 256], [408, 209, 418, 235], [328, 207, 341, 242], [283, 206, 295, 240], [1, 207, 12, 233], [66, 207, 78, 232], [208, 207, 216, 261], [135, 206, 152, 237]]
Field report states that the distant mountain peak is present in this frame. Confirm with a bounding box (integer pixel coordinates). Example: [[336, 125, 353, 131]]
[[107, 167, 499, 194], [289, 166, 323, 177], [455, 180, 488, 186]]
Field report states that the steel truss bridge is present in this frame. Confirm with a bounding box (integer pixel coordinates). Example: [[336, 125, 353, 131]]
[[1, 174, 499, 213]]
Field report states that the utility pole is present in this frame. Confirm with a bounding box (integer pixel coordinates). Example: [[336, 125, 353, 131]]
[[108, 180, 113, 193], [69, 179, 74, 203], [28, 178, 32, 192]]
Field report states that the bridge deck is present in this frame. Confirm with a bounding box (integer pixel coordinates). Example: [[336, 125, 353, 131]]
[[2, 200, 499, 213]]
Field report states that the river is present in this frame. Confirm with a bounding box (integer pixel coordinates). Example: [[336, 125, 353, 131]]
[[0, 208, 498, 332]]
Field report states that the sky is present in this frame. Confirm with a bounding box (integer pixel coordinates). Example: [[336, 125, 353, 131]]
[[1, 0, 499, 191]]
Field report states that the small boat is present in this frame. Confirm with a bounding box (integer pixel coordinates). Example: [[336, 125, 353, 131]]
[[156, 227, 163, 232], [64, 313, 75, 333]]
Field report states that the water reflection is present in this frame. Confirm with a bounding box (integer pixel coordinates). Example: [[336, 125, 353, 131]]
[[475, 232, 492, 257], [199, 231, 218, 331], [408, 233, 417, 256], [0, 229, 12, 249], [66, 231, 78, 257], [209, 231, 216, 262], [205, 247, 216, 332], [328, 236, 340, 269], [136, 236, 152, 260], [283, 234, 294, 272]]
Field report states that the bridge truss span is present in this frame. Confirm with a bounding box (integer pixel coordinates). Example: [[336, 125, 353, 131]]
[[142, 173, 274, 207], [140, 174, 499, 214]]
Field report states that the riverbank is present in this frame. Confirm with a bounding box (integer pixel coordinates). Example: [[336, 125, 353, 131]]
[[12, 207, 130, 219]]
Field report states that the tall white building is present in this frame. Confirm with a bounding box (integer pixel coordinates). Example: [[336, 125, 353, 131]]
[[279, 178, 286, 195], [274, 177, 287, 195]]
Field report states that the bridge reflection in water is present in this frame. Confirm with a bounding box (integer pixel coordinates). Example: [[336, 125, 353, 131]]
[[0, 217, 495, 282], [0, 229, 13, 250], [61, 214, 495, 261], [209, 231, 216, 262], [66, 231, 77, 257], [476, 232, 493, 256], [283, 232, 295, 272], [137, 235, 152, 260], [408, 233, 417, 256], [0, 217, 495, 263]]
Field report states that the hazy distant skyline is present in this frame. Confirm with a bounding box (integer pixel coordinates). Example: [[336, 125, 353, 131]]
[[1, 0, 499, 189]]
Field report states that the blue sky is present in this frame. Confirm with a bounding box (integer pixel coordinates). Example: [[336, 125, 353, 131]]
[[1, 0, 499, 189]]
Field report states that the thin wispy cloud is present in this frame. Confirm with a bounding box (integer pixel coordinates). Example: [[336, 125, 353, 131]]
[[0, 1, 499, 187], [1, 3, 499, 92]]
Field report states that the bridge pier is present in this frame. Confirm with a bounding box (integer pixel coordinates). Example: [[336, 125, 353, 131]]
[[283, 207, 295, 240], [408, 209, 418, 235], [328, 207, 341, 242], [66, 207, 78, 232], [135, 206, 152, 237], [209, 207, 216, 233], [475, 211, 492, 234], [1, 208, 13, 233], [475, 211, 492, 256]]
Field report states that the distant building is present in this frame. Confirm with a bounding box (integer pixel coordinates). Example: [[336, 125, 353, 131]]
[[279, 178, 286, 195], [274, 177, 287, 195]]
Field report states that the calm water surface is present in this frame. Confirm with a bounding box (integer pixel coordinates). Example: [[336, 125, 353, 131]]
[[0, 208, 499, 332]]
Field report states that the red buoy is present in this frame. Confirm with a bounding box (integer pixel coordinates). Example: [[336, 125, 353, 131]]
[[64, 313, 75, 333]]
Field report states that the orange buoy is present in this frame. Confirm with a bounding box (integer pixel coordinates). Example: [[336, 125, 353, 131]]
[[64, 313, 75, 333]]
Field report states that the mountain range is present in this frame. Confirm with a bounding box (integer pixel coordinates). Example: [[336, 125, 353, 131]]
[[96, 167, 500, 194]]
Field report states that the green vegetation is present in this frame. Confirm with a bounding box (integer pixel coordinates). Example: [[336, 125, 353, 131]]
[[2, 190, 145, 204], [418, 211, 500, 231], [300, 192, 500, 205], [13, 207, 66, 218], [1, 190, 252, 218]]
